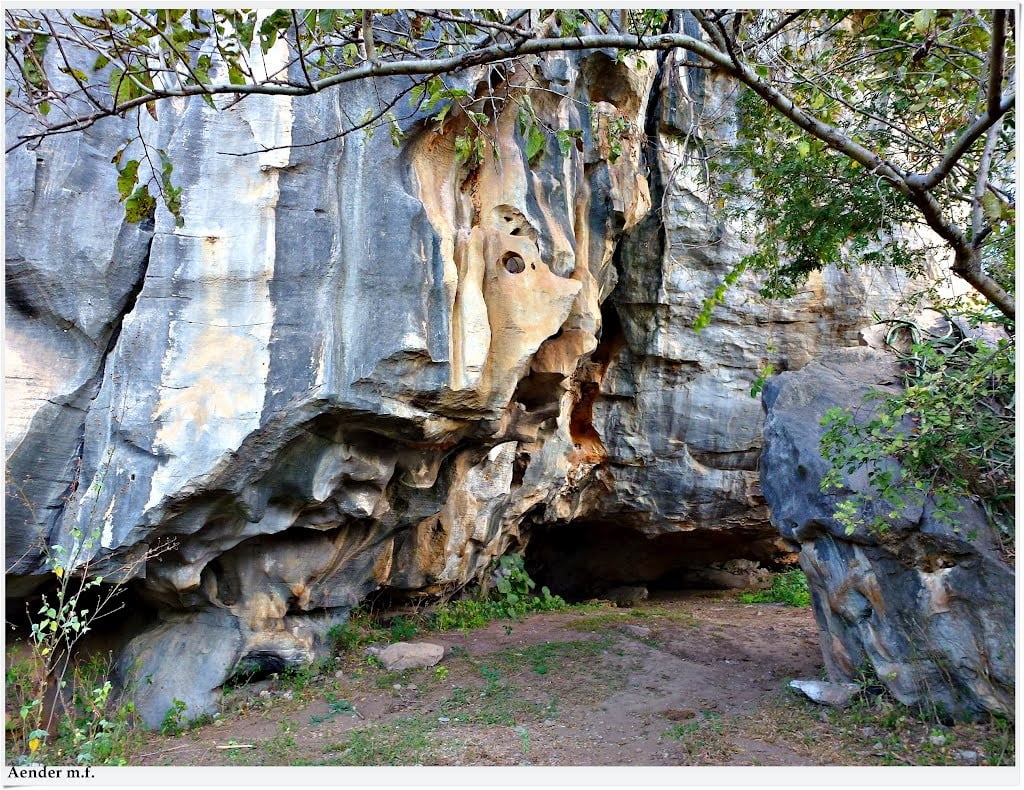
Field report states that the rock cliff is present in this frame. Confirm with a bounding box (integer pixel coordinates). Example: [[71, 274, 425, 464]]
[[6, 38, 923, 724]]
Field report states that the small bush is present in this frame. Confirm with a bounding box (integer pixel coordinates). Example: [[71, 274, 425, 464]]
[[431, 554, 569, 630], [739, 570, 811, 607], [159, 698, 187, 737]]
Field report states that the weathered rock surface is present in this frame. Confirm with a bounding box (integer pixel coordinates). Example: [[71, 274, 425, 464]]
[[761, 347, 1014, 718], [5, 19, 969, 726]]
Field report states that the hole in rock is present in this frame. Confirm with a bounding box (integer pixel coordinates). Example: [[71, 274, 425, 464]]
[[227, 651, 291, 686], [524, 520, 797, 601], [501, 252, 526, 274]]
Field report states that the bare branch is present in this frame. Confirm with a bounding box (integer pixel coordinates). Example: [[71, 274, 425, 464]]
[[987, 10, 1007, 117], [753, 10, 806, 49]]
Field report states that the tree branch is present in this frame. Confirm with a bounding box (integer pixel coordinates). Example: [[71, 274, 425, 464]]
[[987, 10, 1007, 117], [906, 89, 1015, 191]]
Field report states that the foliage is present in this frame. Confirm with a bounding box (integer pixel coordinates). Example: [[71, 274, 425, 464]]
[[159, 698, 187, 737], [738, 570, 812, 608], [820, 315, 1014, 542], [6, 651, 140, 766], [690, 9, 1014, 324], [432, 554, 568, 631], [5, 465, 169, 764]]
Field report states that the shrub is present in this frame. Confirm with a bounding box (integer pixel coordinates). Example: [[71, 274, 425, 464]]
[[739, 570, 811, 607], [820, 315, 1014, 545], [432, 554, 569, 630]]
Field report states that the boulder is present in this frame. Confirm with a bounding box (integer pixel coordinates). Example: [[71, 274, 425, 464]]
[[761, 347, 1014, 719], [378, 642, 445, 671]]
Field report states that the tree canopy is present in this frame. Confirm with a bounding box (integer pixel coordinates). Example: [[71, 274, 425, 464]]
[[5, 8, 1016, 319]]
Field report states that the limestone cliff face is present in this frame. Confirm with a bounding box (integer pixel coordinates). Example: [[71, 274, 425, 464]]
[[7, 45, 910, 724]]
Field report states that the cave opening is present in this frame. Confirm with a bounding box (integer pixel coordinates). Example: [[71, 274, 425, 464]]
[[523, 519, 797, 601]]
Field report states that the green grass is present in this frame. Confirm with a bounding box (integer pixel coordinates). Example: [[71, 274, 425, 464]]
[[738, 570, 811, 607], [321, 716, 438, 765]]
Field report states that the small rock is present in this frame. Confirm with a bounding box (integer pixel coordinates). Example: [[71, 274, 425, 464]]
[[438, 717, 450, 723], [620, 624, 652, 638], [259, 689, 270, 698], [334, 670, 344, 679], [378, 642, 445, 671], [393, 683, 403, 690], [406, 683, 417, 690], [606, 585, 649, 608], [789, 679, 861, 707], [860, 727, 876, 737], [955, 749, 978, 764], [281, 690, 293, 701], [929, 734, 947, 746]]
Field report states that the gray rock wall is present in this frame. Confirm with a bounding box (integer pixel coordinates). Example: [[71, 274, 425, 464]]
[[7, 37, 936, 724]]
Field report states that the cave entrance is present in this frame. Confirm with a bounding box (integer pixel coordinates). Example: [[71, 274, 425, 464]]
[[523, 520, 796, 601]]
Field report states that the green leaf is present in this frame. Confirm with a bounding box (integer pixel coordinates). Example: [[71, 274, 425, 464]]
[[227, 62, 247, 86], [913, 9, 935, 35], [981, 192, 1005, 223], [124, 184, 156, 223], [555, 128, 583, 157], [526, 125, 545, 163], [116, 159, 139, 201], [108, 67, 133, 107], [796, 139, 811, 158]]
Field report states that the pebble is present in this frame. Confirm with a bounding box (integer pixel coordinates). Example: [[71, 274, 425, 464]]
[[956, 749, 978, 763], [281, 690, 293, 701], [438, 717, 451, 723], [334, 670, 344, 679], [929, 734, 947, 746], [393, 683, 403, 690], [407, 683, 417, 690], [860, 726, 876, 737], [259, 690, 270, 698]]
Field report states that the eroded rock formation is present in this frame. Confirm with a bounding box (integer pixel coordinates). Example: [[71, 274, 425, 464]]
[[6, 27, 947, 725], [760, 348, 1014, 718]]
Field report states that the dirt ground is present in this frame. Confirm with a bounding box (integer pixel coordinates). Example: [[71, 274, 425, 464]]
[[129, 591, 1013, 768], [133, 591, 821, 766]]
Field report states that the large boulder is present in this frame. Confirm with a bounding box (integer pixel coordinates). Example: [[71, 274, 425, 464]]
[[760, 347, 1014, 719]]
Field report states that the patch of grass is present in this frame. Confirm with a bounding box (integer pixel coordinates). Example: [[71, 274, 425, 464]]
[[661, 709, 735, 763], [496, 639, 612, 676], [373, 668, 417, 689], [562, 613, 630, 632], [309, 694, 359, 726], [321, 716, 437, 765], [742, 692, 1016, 766], [6, 649, 143, 766], [388, 616, 418, 641], [438, 667, 553, 727], [738, 570, 811, 607], [260, 720, 299, 765]]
